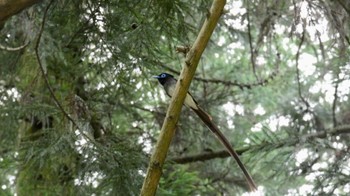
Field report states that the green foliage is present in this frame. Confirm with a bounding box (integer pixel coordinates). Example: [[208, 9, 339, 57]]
[[0, 0, 349, 195], [158, 165, 215, 196]]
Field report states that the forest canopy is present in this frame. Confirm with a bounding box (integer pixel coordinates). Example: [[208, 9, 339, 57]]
[[0, 0, 349, 195]]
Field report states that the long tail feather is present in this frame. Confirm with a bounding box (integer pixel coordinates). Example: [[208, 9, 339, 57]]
[[192, 106, 257, 191]]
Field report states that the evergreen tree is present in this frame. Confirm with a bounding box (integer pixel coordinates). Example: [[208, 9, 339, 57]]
[[0, 0, 349, 195]]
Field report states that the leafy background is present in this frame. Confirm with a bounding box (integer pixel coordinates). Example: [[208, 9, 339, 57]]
[[0, 0, 349, 195]]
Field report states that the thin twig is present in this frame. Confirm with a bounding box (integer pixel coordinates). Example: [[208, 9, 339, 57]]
[[34, 1, 100, 146], [295, 30, 310, 109], [162, 53, 280, 90], [246, 1, 259, 81], [290, 0, 299, 37], [332, 74, 339, 128], [34, 0, 79, 130], [316, 30, 326, 60], [65, 3, 100, 48]]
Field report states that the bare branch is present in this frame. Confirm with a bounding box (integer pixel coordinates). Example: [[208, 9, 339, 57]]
[[34, 0, 90, 138], [163, 53, 280, 90], [35, 1, 74, 125], [0, 0, 41, 28], [175, 45, 190, 56], [34, 1, 100, 148], [195, 68, 278, 90], [171, 125, 350, 164]]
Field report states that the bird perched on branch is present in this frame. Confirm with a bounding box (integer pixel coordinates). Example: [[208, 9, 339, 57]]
[[153, 72, 257, 191]]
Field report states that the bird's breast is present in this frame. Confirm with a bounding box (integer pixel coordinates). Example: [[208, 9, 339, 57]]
[[164, 84, 198, 110]]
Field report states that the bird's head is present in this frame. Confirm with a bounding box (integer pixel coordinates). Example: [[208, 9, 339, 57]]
[[153, 73, 174, 85]]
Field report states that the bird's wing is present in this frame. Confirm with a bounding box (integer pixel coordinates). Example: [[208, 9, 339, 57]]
[[164, 79, 199, 110]]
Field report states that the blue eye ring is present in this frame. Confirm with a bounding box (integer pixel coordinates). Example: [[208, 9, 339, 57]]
[[161, 73, 166, 78]]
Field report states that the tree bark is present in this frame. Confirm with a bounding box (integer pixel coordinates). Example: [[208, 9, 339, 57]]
[[0, 0, 42, 28]]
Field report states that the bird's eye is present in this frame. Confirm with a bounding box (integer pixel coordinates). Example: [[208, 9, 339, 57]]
[[161, 74, 166, 78]]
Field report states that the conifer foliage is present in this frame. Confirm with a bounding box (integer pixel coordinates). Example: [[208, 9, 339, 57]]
[[0, 0, 349, 195]]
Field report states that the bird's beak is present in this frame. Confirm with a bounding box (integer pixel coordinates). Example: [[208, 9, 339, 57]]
[[153, 75, 160, 79]]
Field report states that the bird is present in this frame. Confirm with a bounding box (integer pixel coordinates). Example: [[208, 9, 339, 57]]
[[153, 72, 257, 191]]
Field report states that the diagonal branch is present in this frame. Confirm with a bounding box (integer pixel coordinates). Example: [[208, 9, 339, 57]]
[[34, 1, 81, 131], [140, 1, 226, 195], [0, 0, 41, 28], [34, 1, 99, 147]]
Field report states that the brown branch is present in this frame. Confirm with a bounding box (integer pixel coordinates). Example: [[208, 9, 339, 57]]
[[35, 1, 74, 124], [195, 68, 278, 90], [175, 45, 190, 56], [162, 53, 280, 90], [170, 125, 350, 164], [171, 149, 238, 164], [0, 0, 42, 28], [33, 2, 101, 148], [34, 1, 85, 134], [140, 1, 226, 195]]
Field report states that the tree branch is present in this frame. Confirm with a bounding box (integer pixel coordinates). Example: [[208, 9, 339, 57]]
[[246, 2, 259, 81], [163, 52, 280, 91], [0, 0, 42, 28], [295, 30, 310, 110], [170, 125, 350, 164], [140, 1, 226, 195], [35, 0, 76, 126], [34, 1, 93, 142]]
